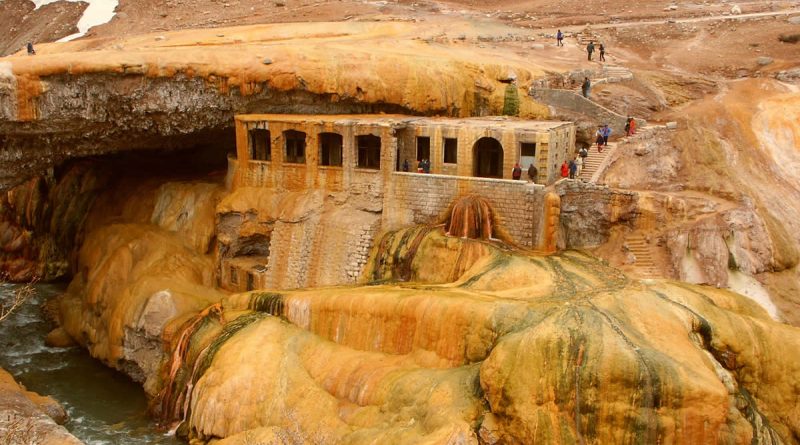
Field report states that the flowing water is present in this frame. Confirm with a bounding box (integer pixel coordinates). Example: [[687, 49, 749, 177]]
[[0, 282, 181, 445]]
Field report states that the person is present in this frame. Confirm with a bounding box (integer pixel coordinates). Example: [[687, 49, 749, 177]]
[[402, 159, 410, 172], [527, 163, 538, 183], [27, 42, 35, 55], [417, 159, 424, 173], [601, 124, 612, 146], [595, 127, 605, 152], [422, 158, 431, 174], [575, 155, 584, 178], [512, 163, 522, 180], [586, 41, 595, 61], [560, 161, 569, 178], [599, 43, 606, 62], [581, 77, 591, 99], [624, 118, 631, 136], [568, 159, 577, 179], [579, 146, 589, 160], [628, 117, 636, 136], [556, 29, 564, 47]]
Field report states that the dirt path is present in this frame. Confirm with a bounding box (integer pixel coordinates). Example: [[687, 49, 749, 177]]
[[542, 7, 800, 33]]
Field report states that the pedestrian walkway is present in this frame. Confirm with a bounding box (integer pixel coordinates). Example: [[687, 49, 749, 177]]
[[578, 142, 616, 183], [625, 234, 660, 278]]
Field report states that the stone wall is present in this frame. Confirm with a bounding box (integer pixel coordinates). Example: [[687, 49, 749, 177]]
[[555, 179, 639, 248], [383, 172, 547, 247], [529, 88, 645, 137], [395, 122, 574, 185]]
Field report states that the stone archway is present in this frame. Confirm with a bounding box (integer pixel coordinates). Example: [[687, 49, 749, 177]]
[[473, 137, 504, 178]]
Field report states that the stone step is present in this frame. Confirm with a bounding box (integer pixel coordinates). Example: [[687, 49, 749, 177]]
[[625, 233, 661, 278]]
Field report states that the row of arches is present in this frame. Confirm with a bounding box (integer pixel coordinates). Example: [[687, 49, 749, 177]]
[[249, 128, 508, 178], [248, 129, 382, 169]]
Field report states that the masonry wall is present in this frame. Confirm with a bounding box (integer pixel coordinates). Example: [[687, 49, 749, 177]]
[[543, 125, 577, 185], [383, 172, 547, 247], [394, 123, 574, 185], [233, 119, 396, 198], [529, 88, 646, 138]]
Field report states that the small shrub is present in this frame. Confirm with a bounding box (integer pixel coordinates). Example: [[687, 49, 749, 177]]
[[0, 415, 43, 445], [0, 275, 37, 323]]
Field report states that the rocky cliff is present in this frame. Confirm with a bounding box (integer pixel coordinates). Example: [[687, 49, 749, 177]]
[[0, 21, 551, 190], [58, 212, 800, 444]]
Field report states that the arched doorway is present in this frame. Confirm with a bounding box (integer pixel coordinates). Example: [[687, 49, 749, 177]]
[[473, 137, 504, 178]]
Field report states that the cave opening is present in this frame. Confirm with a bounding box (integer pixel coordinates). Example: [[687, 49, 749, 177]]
[[0, 126, 237, 283]]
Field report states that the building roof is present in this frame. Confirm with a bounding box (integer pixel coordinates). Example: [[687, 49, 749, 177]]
[[235, 114, 572, 131]]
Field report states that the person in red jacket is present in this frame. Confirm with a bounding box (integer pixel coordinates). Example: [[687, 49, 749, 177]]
[[561, 161, 569, 178]]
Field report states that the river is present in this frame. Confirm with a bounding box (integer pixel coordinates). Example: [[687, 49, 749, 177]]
[[0, 282, 182, 445]]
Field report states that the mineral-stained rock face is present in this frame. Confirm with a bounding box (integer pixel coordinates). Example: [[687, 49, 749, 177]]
[[555, 179, 639, 249], [0, 21, 551, 190], [0, 161, 109, 281], [60, 198, 800, 444], [0, 368, 82, 445]]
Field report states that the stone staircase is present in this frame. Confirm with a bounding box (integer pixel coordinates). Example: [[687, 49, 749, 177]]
[[578, 141, 616, 183], [575, 31, 600, 46], [625, 234, 660, 278]]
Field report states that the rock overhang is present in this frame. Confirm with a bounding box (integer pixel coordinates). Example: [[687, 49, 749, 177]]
[[0, 21, 559, 190]]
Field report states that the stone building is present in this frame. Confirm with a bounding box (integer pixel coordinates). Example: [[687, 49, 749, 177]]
[[221, 114, 574, 292], [232, 114, 575, 188]]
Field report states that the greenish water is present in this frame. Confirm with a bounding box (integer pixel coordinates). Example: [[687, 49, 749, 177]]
[[0, 282, 182, 445]]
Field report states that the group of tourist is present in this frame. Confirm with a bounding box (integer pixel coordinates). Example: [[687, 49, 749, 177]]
[[560, 146, 589, 180], [585, 41, 605, 61], [554, 30, 606, 62], [512, 163, 538, 182], [595, 124, 612, 152], [625, 116, 636, 136], [402, 159, 432, 173]]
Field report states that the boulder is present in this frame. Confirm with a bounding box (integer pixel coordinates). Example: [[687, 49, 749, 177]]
[[757, 57, 774, 66], [44, 327, 76, 348]]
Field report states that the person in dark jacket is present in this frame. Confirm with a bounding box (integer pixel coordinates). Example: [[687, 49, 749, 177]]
[[581, 77, 591, 98], [527, 163, 538, 183], [568, 159, 577, 179], [27, 42, 35, 55], [595, 127, 605, 152], [586, 41, 595, 61], [599, 43, 606, 61], [402, 159, 410, 172], [556, 30, 564, 47]]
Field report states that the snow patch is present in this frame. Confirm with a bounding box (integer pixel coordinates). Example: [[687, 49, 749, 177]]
[[727, 270, 779, 320], [32, 0, 118, 42]]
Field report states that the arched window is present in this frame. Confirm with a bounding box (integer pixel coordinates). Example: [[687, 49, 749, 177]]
[[356, 135, 381, 169], [284, 130, 306, 164], [319, 133, 343, 166], [249, 129, 271, 161], [473, 137, 504, 178]]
